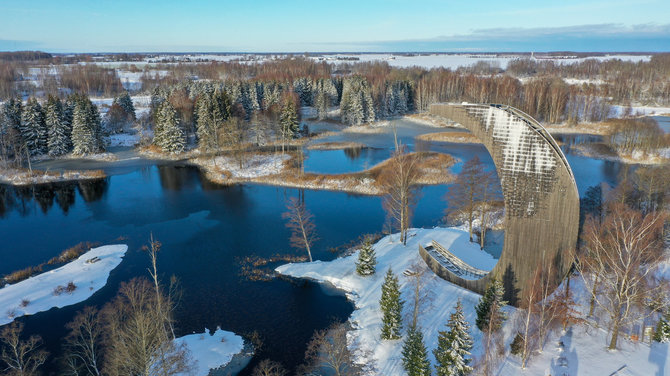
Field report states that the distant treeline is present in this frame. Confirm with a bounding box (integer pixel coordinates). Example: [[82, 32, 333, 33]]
[[2, 54, 670, 121], [0, 51, 52, 62]]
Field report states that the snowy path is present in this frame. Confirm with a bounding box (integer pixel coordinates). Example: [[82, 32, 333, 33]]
[[0, 245, 128, 326]]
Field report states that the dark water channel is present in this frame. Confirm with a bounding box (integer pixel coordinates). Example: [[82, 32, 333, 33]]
[[0, 119, 630, 374]]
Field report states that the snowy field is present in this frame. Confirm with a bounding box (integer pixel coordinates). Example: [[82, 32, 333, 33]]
[[135, 53, 651, 70], [277, 227, 670, 376], [0, 245, 128, 326], [175, 328, 246, 376]]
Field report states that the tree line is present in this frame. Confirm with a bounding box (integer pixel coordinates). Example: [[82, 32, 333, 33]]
[[5, 54, 669, 124]]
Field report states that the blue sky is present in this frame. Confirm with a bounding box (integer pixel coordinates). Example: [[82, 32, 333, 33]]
[[1, 0, 669, 52]]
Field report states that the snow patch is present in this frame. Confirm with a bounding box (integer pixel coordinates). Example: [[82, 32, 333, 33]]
[[200, 154, 290, 179], [175, 328, 245, 376], [0, 245, 128, 325]]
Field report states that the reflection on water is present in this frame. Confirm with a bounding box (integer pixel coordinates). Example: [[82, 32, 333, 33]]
[[0, 178, 108, 218]]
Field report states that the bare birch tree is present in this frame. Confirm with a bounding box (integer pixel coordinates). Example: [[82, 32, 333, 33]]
[[102, 278, 191, 376], [252, 359, 287, 376], [64, 306, 104, 376], [299, 323, 360, 376], [579, 203, 668, 349], [283, 196, 317, 262], [446, 156, 488, 243], [380, 134, 419, 245], [0, 322, 48, 376]]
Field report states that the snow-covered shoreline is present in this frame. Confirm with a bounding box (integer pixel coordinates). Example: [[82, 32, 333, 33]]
[[276, 227, 509, 375], [175, 328, 249, 376], [277, 227, 670, 375], [573, 143, 670, 165], [0, 168, 107, 186], [0, 244, 128, 326]]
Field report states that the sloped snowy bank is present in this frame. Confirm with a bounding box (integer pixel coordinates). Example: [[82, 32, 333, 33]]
[[0, 245, 128, 326]]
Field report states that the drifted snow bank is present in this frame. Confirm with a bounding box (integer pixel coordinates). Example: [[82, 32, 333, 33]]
[[276, 227, 509, 375], [0, 245, 128, 326], [175, 328, 245, 376]]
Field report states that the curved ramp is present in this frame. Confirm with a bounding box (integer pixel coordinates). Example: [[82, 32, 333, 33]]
[[426, 103, 579, 304]]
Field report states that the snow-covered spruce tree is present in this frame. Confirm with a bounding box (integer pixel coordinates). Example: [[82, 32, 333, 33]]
[[0, 98, 22, 157], [340, 76, 375, 125], [154, 101, 185, 154], [434, 299, 473, 376], [654, 310, 670, 343], [71, 97, 104, 155], [45, 95, 70, 156], [195, 90, 231, 151], [402, 325, 431, 376], [293, 77, 313, 107], [312, 78, 338, 119], [279, 95, 300, 153], [356, 238, 376, 276], [88, 100, 105, 152], [1, 97, 22, 132], [475, 277, 507, 332], [380, 268, 404, 340], [113, 91, 136, 120], [20, 97, 48, 155]]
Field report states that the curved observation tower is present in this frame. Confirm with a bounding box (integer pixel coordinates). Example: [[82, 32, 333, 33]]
[[421, 103, 579, 303]]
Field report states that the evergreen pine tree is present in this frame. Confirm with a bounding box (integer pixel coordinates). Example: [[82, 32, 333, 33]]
[[356, 238, 377, 276], [0, 98, 22, 155], [340, 77, 375, 125], [46, 95, 70, 156], [71, 97, 103, 155], [195, 93, 215, 150], [88, 101, 105, 152], [195, 90, 231, 151], [380, 268, 404, 340], [1, 97, 22, 132], [113, 91, 136, 120], [654, 309, 670, 343], [402, 325, 431, 376], [279, 97, 299, 140], [154, 101, 185, 154], [434, 299, 473, 376], [20, 97, 48, 155], [475, 278, 507, 332]]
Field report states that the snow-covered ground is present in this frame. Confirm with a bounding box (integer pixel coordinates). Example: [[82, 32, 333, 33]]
[[0, 245, 128, 326], [0, 168, 106, 186], [276, 227, 511, 375], [277, 227, 670, 375], [611, 104, 670, 117], [108, 132, 141, 147], [196, 153, 290, 179], [91, 95, 151, 117], [175, 328, 246, 376], [312, 53, 650, 70]]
